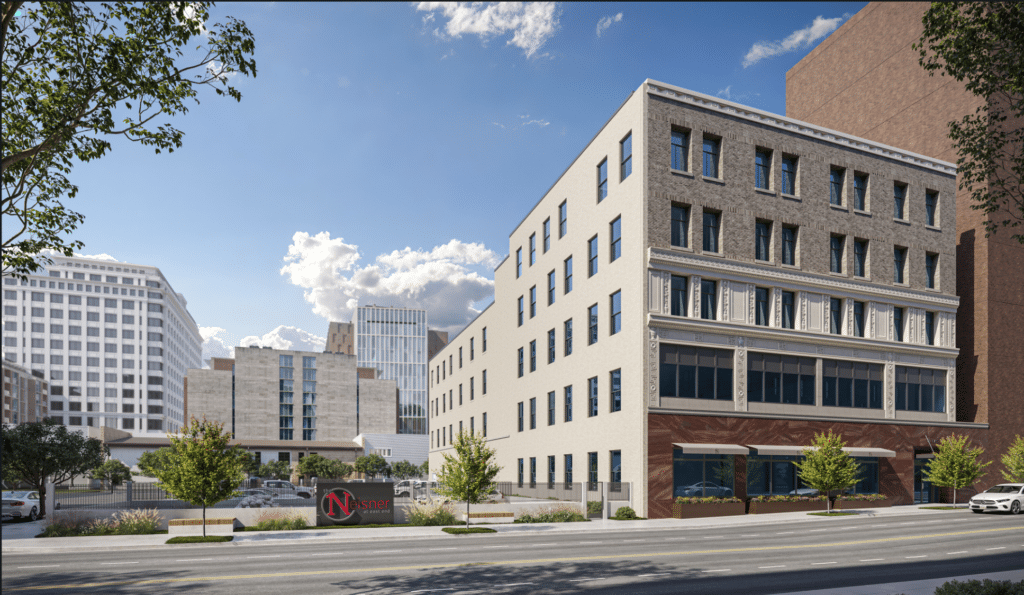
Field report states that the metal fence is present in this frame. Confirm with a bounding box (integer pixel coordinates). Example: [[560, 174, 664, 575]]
[[495, 481, 630, 503], [53, 482, 316, 510]]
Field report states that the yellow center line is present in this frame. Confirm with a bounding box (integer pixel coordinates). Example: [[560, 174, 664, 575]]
[[4, 525, 1020, 592]]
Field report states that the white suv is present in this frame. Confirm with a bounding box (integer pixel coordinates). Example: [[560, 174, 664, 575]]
[[968, 483, 1023, 514], [262, 480, 314, 499]]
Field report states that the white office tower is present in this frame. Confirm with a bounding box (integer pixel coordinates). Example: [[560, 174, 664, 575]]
[[355, 306, 428, 434], [2, 255, 202, 435]]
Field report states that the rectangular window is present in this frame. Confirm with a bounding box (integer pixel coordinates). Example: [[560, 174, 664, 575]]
[[659, 344, 734, 401], [854, 239, 868, 277], [755, 149, 771, 190], [755, 221, 771, 261], [925, 191, 938, 226], [516, 248, 522, 278], [548, 391, 556, 425], [671, 129, 689, 171], [459, 347, 463, 368], [529, 397, 536, 429], [588, 305, 598, 345], [564, 385, 573, 422], [823, 359, 884, 409], [610, 217, 621, 261], [548, 455, 556, 487], [470, 337, 474, 360], [894, 307, 904, 342], [671, 204, 689, 248], [609, 290, 621, 335], [548, 270, 556, 305], [830, 235, 845, 274], [894, 183, 907, 220], [564, 454, 573, 485], [781, 291, 795, 329], [548, 328, 555, 364], [702, 136, 720, 178], [894, 246, 907, 284], [482, 369, 487, 394], [518, 348, 524, 378], [700, 280, 717, 320], [518, 459, 524, 486], [755, 287, 769, 326], [781, 226, 796, 266], [610, 450, 622, 483], [564, 256, 573, 294], [598, 159, 608, 201], [530, 458, 537, 486], [518, 402, 524, 432], [483, 412, 487, 437], [894, 366, 945, 412], [470, 377, 475, 400], [620, 133, 632, 180], [588, 377, 598, 417], [830, 167, 844, 206], [926, 253, 938, 289], [543, 218, 551, 253], [482, 327, 487, 351], [781, 155, 798, 195], [530, 286, 536, 318], [853, 301, 865, 337], [830, 298, 842, 335], [702, 211, 720, 253], [518, 296, 524, 327], [530, 340, 536, 372], [559, 200, 567, 238], [925, 312, 935, 346], [529, 234, 536, 266], [671, 275, 688, 317], [588, 236, 598, 277], [854, 173, 868, 210], [747, 353, 816, 405], [610, 369, 621, 412], [588, 452, 598, 485]]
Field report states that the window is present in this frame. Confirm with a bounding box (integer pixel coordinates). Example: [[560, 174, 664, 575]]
[[671, 204, 689, 248], [564, 256, 573, 294], [781, 291, 795, 329], [518, 348, 524, 378], [829, 167, 845, 206], [700, 280, 717, 320], [926, 253, 938, 289], [459, 347, 463, 368], [894, 183, 907, 220], [895, 366, 945, 412], [748, 353, 815, 405], [483, 327, 487, 351], [609, 291, 621, 335], [470, 377, 475, 400], [853, 301, 865, 337], [673, 451, 736, 498], [755, 148, 771, 190], [610, 450, 622, 483], [517, 296, 524, 327], [518, 459, 524, 485], [548, 391, 556, 425], [610, 369, 621, 412], [671, 275, 688, 317], [894, 246, 907, 284], [702, 211, 720, 253], [459, 384, 463, 405], [854, 239, 868, 277], [823, 359, 884, 409], [781, 226, 797, 266], [529, 340, 536, 372], [588, 377, 598, 417], [755, 287, 770, 326], [659, 344, 734, 400], [547, 270, 556, 305], [529, 397, 536, 429], [529, 234, 536, 266], [925, 191, 938, 226], [518, 402, 524, 432], [548, 455, 556, 487], [830, 235, 845, 273], [894, 307, 905, 342], [543, 218, 551, 252], [530, 457, 537, 486], [564, 454, 573, 485], [598, 159, 608, 201], [781, 155, 797, 195], [482, 369, 487, 394], [610, 217, 621, 261], [564, 385, 573, 422], [483, 412, 487, 437], [516, 247, 522, 278], [588, 236, 598, 277], [620, 133, 632, 180], [755, 220, 771, 261], [588, 452, 598, 486], [702, 136, 720, 177], [530, 286, 537, 318], [854, 173, 868, 210], [671, 129, 689, 171], [588, 305, 598, 345], [564, 319, 573, 356], [925, 312, 935, 346], [559, 200, 567, 237], [548, 328, 555, 364], [830, 298, 843, 334]]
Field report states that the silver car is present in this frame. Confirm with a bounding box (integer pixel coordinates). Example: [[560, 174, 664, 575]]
[[2, 491, 41, 522], [969, 483, 1023, 515]]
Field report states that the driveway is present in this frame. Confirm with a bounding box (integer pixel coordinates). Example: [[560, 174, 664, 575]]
[[1, 518, 45, 540]]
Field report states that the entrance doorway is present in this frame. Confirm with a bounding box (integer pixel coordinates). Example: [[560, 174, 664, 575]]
[[914, 458, 936, 503]]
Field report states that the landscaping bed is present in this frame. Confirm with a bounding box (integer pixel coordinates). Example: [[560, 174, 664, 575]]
[[748, 496, 828, 515], [834, 495, 890, 510], [672, 497, 746, 519]]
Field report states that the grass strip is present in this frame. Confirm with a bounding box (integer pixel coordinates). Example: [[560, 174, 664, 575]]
[[442, 527, 497, 535], [166, 536, 234, 544], [919, 506, 966, 510], [807, 512, 858, 516]]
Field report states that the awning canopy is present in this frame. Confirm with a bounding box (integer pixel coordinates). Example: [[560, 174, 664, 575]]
[[673, 443, 749, 455], [747, 445, 896, 458]]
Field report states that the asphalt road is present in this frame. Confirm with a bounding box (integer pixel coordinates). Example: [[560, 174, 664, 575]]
[[2, 512, 1022, 594]]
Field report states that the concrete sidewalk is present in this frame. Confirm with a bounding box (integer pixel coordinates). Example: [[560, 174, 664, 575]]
[[1, 503, 976, 553]]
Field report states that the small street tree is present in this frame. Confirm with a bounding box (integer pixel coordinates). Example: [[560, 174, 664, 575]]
[[1001, 435, 1024, 483], [0, 418, 107, 517], [925, 434, 992, 506], [354, 454, 390, 479], [137, 447, 176, 478], [258, 460, 291, 481], [419, 460, 430, 478], [794, 431, 862, 513], [91, 459, 132, 493], [153, 418, 245, 537], [435, 431, 501, 528], [390, 460, 420, 480], [297, 454, 352, 481]]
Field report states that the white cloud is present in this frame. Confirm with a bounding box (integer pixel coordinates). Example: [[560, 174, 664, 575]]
[[280, 232, 499, 334], [238, 325, 326, 353], [715, 86, 761, 103], [596, 12, 622, 37], [200, 326, 234, 365], [440, 49, 455, 60], [492, 114, 551, 130], [38, 248, 122, 263], [206, 60, 238, 82], [717, 85, 732, 100], [171, 2, 208, 37], [416, 2, 560, 58], [743, 15, 844, 68]]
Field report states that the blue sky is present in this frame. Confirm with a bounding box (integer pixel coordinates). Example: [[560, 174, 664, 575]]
[[41, 2, 866, 363]]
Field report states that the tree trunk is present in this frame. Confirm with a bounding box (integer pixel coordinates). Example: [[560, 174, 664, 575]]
[[202, 505, 207, 538], [466, 500, 470, 528]]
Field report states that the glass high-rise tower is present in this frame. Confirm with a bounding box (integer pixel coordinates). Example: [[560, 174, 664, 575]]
[[355, 306, 427, 434]]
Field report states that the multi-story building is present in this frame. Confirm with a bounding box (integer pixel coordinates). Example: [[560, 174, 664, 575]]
[[429, 78, 985, 518], [187, 346, 397, 444], [325, 321, 355, 355], [785, 1, 1024, 470], [2, 255, 201, 435], [2, 360, 49, 425]]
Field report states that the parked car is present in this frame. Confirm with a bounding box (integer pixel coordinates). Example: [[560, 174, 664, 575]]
[[262, 480, 313, 499], [2, 490, 40, 522], [394, 480, 416, 497], [676, 482, 734, 498], [789, 488, 820, 497], [969, 483, 1024, 515]]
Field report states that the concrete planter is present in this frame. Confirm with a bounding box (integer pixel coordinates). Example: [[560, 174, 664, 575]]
[[168, 518, 236, 535], [834, 498, 890, 510], [672, 501, 746, 519], [748, 500, 827, 515]]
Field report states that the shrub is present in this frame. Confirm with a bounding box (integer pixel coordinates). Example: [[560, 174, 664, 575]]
[[166, 536, 233, 544], [442, 527, 497, 535], [835, 493, 887, 501], [407, 501, 458, 526], [587, 500, 602, 515], [611, 506, 639, 520], [934, 579, 1024, 595], [37, 508, 163, 537], [252, 509, 307, 531], [111, 509, 162, 534], [515, 504, 587, 523], [675, 496, 742, 504], [750, 494, 827, 503]]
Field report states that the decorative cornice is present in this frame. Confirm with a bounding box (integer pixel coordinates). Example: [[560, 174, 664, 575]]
[[646, 81, 957, 177], [649, 248, 959, 309]]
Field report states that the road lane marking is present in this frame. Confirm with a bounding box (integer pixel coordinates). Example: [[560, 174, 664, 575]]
[[703, 569, 731, 573], [740, 534, 760, 537], [17, 566, 59, 569], [860, 559, 885, 562], [504, 583, 534, 587], [947, 552, 968, 555], [101, 562, 139, 565], [776, 532, 795, 535], [370, 550, 403, 554], [482, 545, 509, 549], [986, 547, 1006, 551], [176, 559, 212, 562], [809, 529, 829, 532], [578, 541, 603, 544], [759, 565, 786, 569], [8, 526, 1021, 593], [569, 578, 606, 582], [638, 573, 671, 577], [811, 562, 837, 565], [428, 548, 458, 551], [410, 590, 455, 593], [623, 539, 645, 543], [905, 555, 926, 559], [246, 556, 281, 559]]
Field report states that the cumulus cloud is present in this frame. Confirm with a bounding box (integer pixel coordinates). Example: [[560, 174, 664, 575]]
[[280, 232, 499, 334], [715, 86, 761, 103], [37, 248, 121, 263], [596, 12, 622, 37], [238, 325, 326, 353], [416, 2, 560, 58], [742, 15, 844, 68], [200, 326, 234, 365]]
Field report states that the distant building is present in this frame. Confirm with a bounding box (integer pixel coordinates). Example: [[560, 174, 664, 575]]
[[354, 433, 428, 468], [427, 330, 449, 361], [2, 361, 49, 425], [326, 321, 354, 355]]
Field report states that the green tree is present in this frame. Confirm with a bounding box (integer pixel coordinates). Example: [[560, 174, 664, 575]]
[[419, 460, 429, 478], [0, 418, 107, 517], [354, 454, 390, 479], [390, 460, 420, 480], [297, 454, 352, 481], [153, 418, 245, 537], [238, 450, 259, 477], [435, 431, 501, 528], [258, 460, 291, 481], [137, 447, 176, 478], [1, 1, 257, 279], [915, 3, 1024, 244], [90, 459, 131, 493], [1001, 435, 1024, 483], [925, 434, 992, 506], [793, 431, 862, 513]]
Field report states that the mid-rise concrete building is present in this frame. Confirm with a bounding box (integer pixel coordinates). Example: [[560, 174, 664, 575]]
[[2, 361, 49, 425], [2, 255, 201, 435], [429, 79, 984, 518]]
